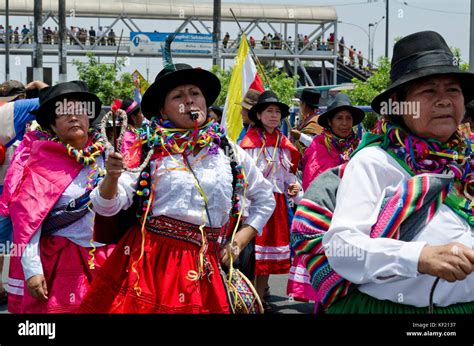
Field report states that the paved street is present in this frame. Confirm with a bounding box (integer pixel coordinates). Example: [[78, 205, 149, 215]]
[[0, 273, 314, 314]]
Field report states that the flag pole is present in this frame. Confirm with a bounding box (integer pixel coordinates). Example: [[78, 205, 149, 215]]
[[229, 8, 271, 88], [229, 8, 293, 132]]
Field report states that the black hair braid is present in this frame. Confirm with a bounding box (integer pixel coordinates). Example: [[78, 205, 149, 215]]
[[219, 135, 241, 218], [134, 140, 153, 220]]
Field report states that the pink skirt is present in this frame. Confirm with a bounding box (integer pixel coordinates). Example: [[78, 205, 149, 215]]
[[19, 235, 114, 313], [286, 255, 317, 302]]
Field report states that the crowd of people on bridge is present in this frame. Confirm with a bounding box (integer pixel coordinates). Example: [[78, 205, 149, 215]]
[[0, 23, 117, 46], [0, 30, 473, 315]]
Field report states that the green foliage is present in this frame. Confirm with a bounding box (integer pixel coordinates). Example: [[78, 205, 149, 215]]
[[266, 67, 299, 106], [344, 57, 391, 131], [451, 47, 470, 71], [211, 65, 233, 106], [72, 52, 136, 105]]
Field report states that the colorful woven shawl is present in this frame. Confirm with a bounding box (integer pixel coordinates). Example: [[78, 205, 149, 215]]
[[291, 164, 452, 311]]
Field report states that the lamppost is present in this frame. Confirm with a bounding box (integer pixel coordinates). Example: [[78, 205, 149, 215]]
[[337, 20, 369, 60], [369, 16, 385, 66]]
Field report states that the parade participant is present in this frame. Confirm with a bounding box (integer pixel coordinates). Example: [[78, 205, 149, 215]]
[[237, 88, 261, 144], [209, 105, 223, 123], [110, 96, 146, 154], [0, 80, 46, 306], [301, 93, 364, 191], [240, 90, 302, 312], [291, 88, 323, 156], [79, 62, 275, 314], [4, 81, 114, 313], [287, 93, 364, 303], [295, 31, 474, 313]]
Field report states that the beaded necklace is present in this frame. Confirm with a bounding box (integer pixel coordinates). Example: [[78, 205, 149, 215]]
[[51, 129, 107, 167], [323, 128, 360, 163]]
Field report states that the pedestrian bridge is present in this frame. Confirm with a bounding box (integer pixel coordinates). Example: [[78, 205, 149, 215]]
[[0, 0, 371, 85]]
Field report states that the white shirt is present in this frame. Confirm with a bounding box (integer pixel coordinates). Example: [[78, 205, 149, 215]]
[[21, 156, 106, 280], [243, 146, 302, 203], [323, 146, 474, 307], [92, 144, 276, 235]]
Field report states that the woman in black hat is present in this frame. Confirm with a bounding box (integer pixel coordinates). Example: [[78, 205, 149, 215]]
[[301, 93, 364, 191], [316, 31, 474, 313], [240, 90, 302, 311], [79, 62, 275, 314], [3, 80, 115, 313], [112, 96, 146, 154], [208, 105, 223, 123], [287, 93, 364, 304]]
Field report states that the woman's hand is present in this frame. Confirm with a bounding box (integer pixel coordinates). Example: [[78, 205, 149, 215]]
[[220, 241, 241, 268], [105, 151, 124, 179], [287, 182, 301, 197], [100, 151, 124, 200], [220, 225, 258, 268], [418, 242, 474, 282], [26, 274, 48, 301], [290, 129, 301, 140]]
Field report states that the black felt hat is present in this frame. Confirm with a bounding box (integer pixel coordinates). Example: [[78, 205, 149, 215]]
[[299, 88, 320, 108], [141, 63, 221, 119], [318, 93, 365, 128], [371, 31, 474, 115], [32, 80, 101, 130], [248, 90, 289, 123]]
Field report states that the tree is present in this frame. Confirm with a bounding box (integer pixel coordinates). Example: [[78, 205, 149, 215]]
[[72, 52, 137, 105], [211, 65, 232, 106], [344, 57, 391, 131], [451, 47, 469, 72], [265, 67, 299, 106]]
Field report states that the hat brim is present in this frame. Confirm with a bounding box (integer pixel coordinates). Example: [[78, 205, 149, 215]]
[[371, 68, 474, 114], [34, 91, 102, 130], [248, 101, 290, 123], [301, 100, 320, 108], [318, 105, 365, 128], [239, 100, 253, 110], [141, 68, 221, 119], [0, 94, 23, 102]]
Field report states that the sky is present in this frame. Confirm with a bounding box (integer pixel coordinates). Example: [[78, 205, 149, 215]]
[[0, 0, 471, 84]]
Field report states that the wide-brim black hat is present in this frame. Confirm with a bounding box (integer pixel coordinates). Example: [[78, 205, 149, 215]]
[[248, 90, 290, 123], [141, 63, 221, 119], [32, 80, 102, 130], [372, 31, 474, 115], [299, 88, 320, 108], [318, 93, 365, 128]]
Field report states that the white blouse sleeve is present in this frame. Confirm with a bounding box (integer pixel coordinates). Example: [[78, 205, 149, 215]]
[[235, 145, 276, 235], [299, 133, 314, 147], [91, 170, 140, 216], [21, 227, 43, 280], [322, 146, 427, 284]]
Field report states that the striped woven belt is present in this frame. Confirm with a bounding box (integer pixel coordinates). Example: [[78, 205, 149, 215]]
[[145, 215, 221, 248]]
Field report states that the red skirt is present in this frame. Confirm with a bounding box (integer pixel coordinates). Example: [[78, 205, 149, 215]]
[[79, 221, 231, 314], [255, 193, 291, 275], [20, 235, 114, 313]]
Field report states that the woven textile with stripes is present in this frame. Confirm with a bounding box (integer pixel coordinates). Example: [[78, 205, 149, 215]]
[[290, 164, 452, 311]]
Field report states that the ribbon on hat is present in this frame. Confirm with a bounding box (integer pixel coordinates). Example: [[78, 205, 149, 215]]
[[390, 49, 456, 81]]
